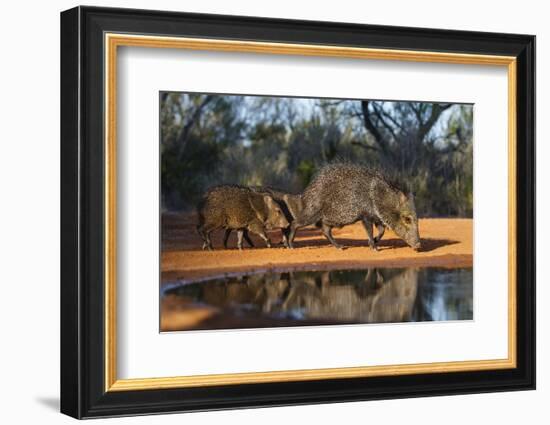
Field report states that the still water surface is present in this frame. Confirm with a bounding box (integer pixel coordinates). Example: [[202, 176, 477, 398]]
[[161, 267, 472, 332]]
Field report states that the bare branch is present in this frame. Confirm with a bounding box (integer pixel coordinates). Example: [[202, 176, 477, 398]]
[[350, 140, 380, 151], [418, 103, 452, 141], [318, 100, 347, 107], [361, 101, 390, 156], [371, 102, 399, 142], [410, 103, 424, 126], [176, 95, 214, 161]]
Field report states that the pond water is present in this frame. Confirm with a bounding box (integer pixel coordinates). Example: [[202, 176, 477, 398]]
[[160, 267, 473, 332]]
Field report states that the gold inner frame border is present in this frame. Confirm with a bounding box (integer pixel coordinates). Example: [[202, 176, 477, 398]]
[[104, 33, 517, 392]]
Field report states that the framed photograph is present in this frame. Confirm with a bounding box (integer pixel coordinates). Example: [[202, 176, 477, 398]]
[[60, 6, 535, 419]]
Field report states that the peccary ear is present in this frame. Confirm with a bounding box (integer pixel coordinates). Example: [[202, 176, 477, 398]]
[[248, 193, 268, 222], [263, 195, 275, 209], [282, 194, 296, 218], [399, 192, 408, 204]]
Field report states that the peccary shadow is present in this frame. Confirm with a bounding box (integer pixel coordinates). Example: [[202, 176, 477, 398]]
[[179, 224, 459, 252], [416, 238, 459, 252], [290, 237, 459, 252], [292, 228, 324, 237], [375, 238, 459, 252]]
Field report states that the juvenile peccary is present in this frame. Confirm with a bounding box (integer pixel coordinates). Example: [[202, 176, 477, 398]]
[[287, 163, 421, 251], [222, 187, 304, 249], [197, 185, 289, 251]]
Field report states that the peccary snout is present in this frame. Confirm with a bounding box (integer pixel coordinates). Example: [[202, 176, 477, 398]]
[[391, 192, 421, 250], [261, 195, 290, 230]]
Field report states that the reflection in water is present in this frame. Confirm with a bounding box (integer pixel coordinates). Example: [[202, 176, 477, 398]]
[[161, 268, 472, 332]]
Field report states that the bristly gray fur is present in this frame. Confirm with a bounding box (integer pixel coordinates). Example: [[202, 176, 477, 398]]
[[288, 162, 421, 250]]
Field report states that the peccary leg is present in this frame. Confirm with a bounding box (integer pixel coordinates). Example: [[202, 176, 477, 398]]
[[258, 232, 272, 248], [197, 225, 208, 250], [236, 230, 244, 250], [248, 223, 272, 248], [223, 229, 232, 249], [222, 229, 254, 249], [287, 222, 299, 249], [374, 223, 385, 244], [281, 228, 290, 248], [288, 220, 310, 249], [361, 217, 378, 251], [204, 230, 214, 251], [321, 223, 344, 250], [197, 224, 214, 251], [243, 230, 255, 247]]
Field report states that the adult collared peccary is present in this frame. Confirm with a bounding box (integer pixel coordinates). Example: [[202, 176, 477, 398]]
[[197, 185, 289, 251], [287, 163, 421, 251], [222, 187, 304, 249]]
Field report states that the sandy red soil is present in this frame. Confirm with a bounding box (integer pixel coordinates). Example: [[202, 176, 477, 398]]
[[161, 212, 472, 285]]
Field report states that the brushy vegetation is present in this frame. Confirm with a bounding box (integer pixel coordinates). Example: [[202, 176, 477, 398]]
[[160, 93, 473, 217]]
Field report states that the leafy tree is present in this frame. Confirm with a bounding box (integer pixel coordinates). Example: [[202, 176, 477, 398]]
[[160, 93, 473, 217]]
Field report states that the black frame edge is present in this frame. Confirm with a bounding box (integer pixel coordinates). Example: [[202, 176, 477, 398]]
[[60, 6, 82, 419], [515, 35, 536, 392]]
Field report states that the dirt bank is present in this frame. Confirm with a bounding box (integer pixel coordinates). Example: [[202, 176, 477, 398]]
[[161, 214, 473, 282], [161, 213, 472, 284]]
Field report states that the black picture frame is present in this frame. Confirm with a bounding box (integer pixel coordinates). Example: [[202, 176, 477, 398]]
[[60, 5, 535, 419]]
